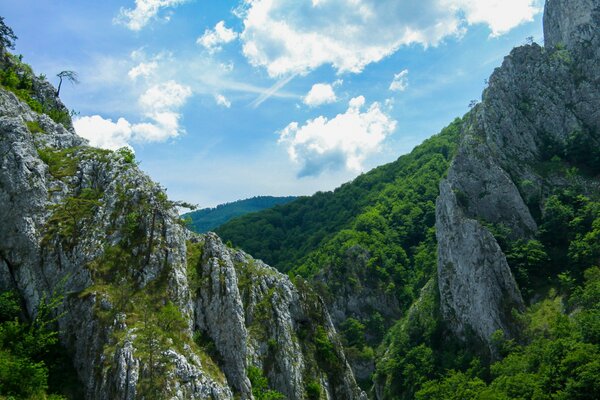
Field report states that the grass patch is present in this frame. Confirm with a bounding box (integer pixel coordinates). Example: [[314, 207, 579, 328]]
[[37, 147, 79, 180], [26, 120, 44, 134]]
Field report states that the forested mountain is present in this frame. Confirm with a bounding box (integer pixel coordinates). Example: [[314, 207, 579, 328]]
[[218, 0, 600, 397], [1, 0, 599, 399], [183, 196, 297, 233], [217, 120, 463, 382]]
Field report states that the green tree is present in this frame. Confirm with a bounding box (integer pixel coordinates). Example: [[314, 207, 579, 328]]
[[55, 70, 79, 97], [247, 366, 285, 400], [0, 16, 17, 50], [341, 318, 366, 349]]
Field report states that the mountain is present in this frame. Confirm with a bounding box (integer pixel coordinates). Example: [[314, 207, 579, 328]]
[[183, 196, 298, 233], [2, 0, 600, 399], [0, 46, 365, 398], [218, 0, 600, 397]]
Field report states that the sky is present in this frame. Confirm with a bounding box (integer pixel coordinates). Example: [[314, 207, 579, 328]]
[[1, 0, 544, 207]]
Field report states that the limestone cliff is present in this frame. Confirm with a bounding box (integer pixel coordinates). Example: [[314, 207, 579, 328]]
[[0, 56, 365, 399], [436, 0, 600, 348]]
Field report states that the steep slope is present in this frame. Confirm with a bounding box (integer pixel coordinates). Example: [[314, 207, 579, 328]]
[[183, 196, 297, 234], [216, 0, 600, 397], [0, 51, 365, 399], [375, 0, 600, 398], [436, 0, 600, 348]]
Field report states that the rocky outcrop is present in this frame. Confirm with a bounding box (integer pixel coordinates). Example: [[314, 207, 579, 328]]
[[436, 180, 524, 344], [544, 0, 600, 49], [436, 0, 600, 348], [192, 233, 366, 400], [0, 61, 364, 398]]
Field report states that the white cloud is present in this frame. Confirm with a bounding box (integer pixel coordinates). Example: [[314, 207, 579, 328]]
[[116, 0, 188, 31], [139, 80, 192, 111], [389, 69, 409, 92], [215, 94, 232, 108], [303, 83, 337, 107], [238, 0, 542, 77], [450, 0, 543, 36], [279, 96, 396, 177], [128, 61, 158, 80], [74, 116, 134, 150], [197, 21, 239, 53], [74, 80, 192, 150]]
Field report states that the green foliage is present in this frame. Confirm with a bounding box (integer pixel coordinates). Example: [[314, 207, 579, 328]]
[[374, 280, 474, 399], [26, 120, 45, 134], [314, 326, 343, 373], [247, 366, 285, 400], [116, 147, 136, 164], [566, 129, 600, 175], [0, 289, 77, 399], [305, 379, 322, 400], [416, 370, 487, 400], [45, 188, 103, 247], [505, 239, 548, 296], [409, 270, 600, 400], [531, 191, 600, 285], [0, 292, 20, 321], [340, 318, 366, 349], [134, 298, 188, 398], [37, 147, 79, 180], [0, 16, 18, 50], [45, 108, 70, 125], [183, 196, 298, 233]]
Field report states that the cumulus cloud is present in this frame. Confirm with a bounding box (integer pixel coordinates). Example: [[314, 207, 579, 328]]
[[452, 0, 543, 36], [389, 69, 409, 92], [74, 80, 192, 150], [74, 116, 135, 150], [279, 96, 396, 177], [139, 80, 192, 111], [238, 0, 541, 77], [304, 83, 337, 107], [115, 0, 188, 31], [197, 21, 239, 53], [215, 94, 232, 108], [128, 61, 158, 80]]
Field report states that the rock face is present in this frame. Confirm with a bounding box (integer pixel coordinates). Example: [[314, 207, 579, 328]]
[[436, 0, 600, 348], [0, 57, 365, 398], [544, 0, 600, 49], [192, 233, 366, 400]]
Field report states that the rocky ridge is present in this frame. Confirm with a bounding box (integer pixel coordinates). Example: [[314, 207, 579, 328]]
[[0, 58, 365, 398], [436, 0, 600, 348]]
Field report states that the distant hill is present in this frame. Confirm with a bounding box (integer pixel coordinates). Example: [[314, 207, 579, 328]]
[[183, 196, 298, 233]]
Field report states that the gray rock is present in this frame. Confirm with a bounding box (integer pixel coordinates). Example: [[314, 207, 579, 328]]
[[0, 60, 364, 399], [436, 0, 600, 348]]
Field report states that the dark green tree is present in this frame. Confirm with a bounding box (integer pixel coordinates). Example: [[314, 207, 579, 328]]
[[55, 70, 79, 97], [0, 16, 17, 50]]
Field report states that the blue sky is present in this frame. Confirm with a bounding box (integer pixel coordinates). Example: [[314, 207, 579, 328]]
[[1, 0, 544, 207]]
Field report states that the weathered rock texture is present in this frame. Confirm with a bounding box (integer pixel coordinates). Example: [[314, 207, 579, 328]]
[[437, 0, 600, 348], [0, 56, 365, 398]]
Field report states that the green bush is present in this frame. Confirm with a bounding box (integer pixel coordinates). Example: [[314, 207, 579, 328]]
[[117, 147, 136, 164], [305, 380, 321, 400], [0, 289, 75, 399], [247, 366, 285, 400], [37, 147, 79, 180], [26, 120, 44, 134]]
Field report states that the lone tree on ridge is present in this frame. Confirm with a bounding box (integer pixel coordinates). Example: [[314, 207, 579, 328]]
[[56, 70, 79, 97]]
